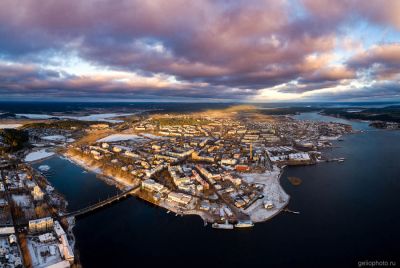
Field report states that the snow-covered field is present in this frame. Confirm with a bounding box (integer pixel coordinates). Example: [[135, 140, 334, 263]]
[[241, 167, 290, 222], [0, 124, 22, 129], [64, 113, 134, 123], [140, 133, 166, 140], [25, 150, 55, 162], [16, 113, 135, 123], [12, 194, 31, 207], [40, 135, 75, 143], [41, 135, 66, 141], [97, 134, 144, 142], [16, 114, 54, 119]]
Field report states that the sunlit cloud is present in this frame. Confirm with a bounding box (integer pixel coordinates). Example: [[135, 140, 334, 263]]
[[0, 0, 399, 101]]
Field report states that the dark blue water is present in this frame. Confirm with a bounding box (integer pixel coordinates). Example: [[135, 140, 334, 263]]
[[33, 158, 119, 210], [33, 114, 400, 268]]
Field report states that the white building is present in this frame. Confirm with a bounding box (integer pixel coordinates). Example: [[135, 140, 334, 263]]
[[141, 179, 164, 192], [167, 192, 192, 205]]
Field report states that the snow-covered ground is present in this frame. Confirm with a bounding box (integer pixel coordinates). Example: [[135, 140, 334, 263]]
[[64, 113, 134, 123], [63, 154, 134, 188], [140, 133, 166, 140], [40, 135, 75, 143], [25, 150, 55, 162], [12, 194, 31, 207], [16, 113, 135, 123], [241, 167, 290, 223], [0, 124, 22, 129], [38, 165, 51, 172], [27, 238, 64, 268], [41, 135, 66, 141], [16, 114, 54, 119], [97, 134, 144, 142]]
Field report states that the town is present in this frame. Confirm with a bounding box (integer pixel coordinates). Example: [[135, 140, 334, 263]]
[[0, 107, 353, 267], [0, 159, 74, 268]]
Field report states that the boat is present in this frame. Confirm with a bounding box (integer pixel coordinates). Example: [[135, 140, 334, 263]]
[[284, 208, 300, 214], [234, 220, 254, 228], [212, 223, 234, 230]]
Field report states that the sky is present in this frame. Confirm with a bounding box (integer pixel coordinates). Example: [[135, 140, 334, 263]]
[[0, 0, 399, 102]]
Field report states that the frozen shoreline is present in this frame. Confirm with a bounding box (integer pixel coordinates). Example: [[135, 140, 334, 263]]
[[61, 153, 133, 190]]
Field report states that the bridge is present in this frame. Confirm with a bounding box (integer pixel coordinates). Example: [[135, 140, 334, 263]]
[[62, 183, 141, 218]]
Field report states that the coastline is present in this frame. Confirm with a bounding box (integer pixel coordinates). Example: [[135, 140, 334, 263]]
[[62, 152, 216, 222], [243, 167, 290, 223], [62, 152, 290, 225], [61, 152, 134, 190]]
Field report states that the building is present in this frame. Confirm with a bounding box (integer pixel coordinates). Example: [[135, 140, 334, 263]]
[[221, 158, 237, 165], [32, 185, 44, 201], [53, 221, 74, 263], [28, 217, 54, 233], [235, 164, 250, 172], [38, 232, 56, 243], [141, 179, 164, 192], [60, 234, 74, 262], [167, 192, 192, 205], [101, 143, 109, 149], [8, 234, 17, 245], [112, 146, 122, 153]]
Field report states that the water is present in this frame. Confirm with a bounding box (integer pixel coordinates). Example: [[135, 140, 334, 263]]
[[32, 157, 119, 211], [293, 112, 371, 131], [33, 114, 400, 267]]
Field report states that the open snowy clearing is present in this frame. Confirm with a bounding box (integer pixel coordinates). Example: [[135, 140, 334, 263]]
[[40, 135, 75, 143], [25, 150, 55, 162], [140, 133, 167, 140], [16, 113, 135, 123], [0, 124, 22, 129], [97, 134, 144, 142], [241, 167, 290, 222]]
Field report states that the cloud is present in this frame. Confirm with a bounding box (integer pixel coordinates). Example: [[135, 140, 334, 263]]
[[0, 0, 399, 101], [304, 80, 400, 101], [301, 0, 400, 29], [348, 43, 400, 79]]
